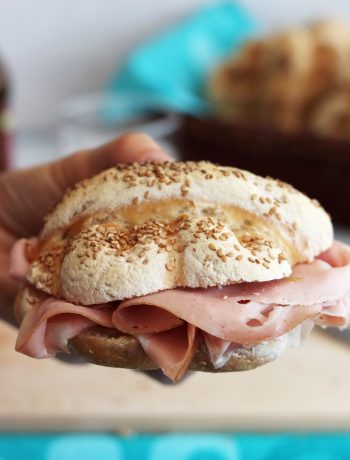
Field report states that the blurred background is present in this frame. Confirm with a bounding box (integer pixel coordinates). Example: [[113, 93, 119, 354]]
[[5, 0, 350, 131], [3, 1, 350, 458]]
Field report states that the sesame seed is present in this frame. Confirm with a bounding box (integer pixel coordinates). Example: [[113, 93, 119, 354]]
[[209, 243, 216, 251], [263, 262, 270, 269], [183, 190, 190, 197], [236, 255, 243, 261]]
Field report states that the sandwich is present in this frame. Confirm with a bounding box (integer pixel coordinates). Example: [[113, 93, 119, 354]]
[[10, 161, 350, 382]]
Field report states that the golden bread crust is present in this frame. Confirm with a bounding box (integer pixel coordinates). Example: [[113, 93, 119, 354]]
[[25, 162, 332, 303]]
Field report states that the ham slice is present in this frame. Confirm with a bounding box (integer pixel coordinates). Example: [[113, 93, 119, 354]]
[[138, 325, 197, 381], [9, 238, 38, 282], [114, 294, 321, 345], [12, 240, 350, 381], [315, 298, 350, 328], [202, 333, 239, 369], [16, 296, 113, 358]]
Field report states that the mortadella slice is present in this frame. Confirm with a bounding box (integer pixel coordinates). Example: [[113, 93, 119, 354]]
[[138, 324, 197, 382], [16, 295, 113, 358], [9, 238, 39, 282]]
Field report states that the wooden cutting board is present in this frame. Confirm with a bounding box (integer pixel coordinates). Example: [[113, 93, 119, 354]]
[[2, 321, 350, 432]]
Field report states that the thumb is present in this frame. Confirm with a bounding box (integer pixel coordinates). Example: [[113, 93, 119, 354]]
[[52, 132, 172, 192], [0, 133, 172, 237]]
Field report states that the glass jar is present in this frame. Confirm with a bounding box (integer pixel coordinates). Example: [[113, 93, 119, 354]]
[[0, 60, 10, 171]]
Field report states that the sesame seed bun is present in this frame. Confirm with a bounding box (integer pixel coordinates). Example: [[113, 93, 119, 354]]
[[26, 161, 332, 304]]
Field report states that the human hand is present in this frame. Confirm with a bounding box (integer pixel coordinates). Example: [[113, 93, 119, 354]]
[[0, 133, 171, 325]]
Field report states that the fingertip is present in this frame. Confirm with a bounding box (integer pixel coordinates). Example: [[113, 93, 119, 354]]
[[51, 132, 173, 194], [97, 132, 172, 164], [115, 132, 157, 150], [139, 150, 173, 163]]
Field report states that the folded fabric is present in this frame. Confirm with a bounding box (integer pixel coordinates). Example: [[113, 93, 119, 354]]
[[105, 0, 257, 120]]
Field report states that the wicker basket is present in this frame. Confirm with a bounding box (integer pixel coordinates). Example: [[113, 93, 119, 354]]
[[177, 115, 350, 225]]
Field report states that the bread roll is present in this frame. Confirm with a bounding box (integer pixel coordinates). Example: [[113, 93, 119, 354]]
[[26, 161, 332, 304]]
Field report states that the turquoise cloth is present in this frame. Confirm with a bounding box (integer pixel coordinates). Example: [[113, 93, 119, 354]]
[[106, 1, 256, 120], [1, 434, 350, 460]]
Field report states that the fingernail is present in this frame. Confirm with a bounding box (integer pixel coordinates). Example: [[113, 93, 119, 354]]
[[140, 150, 172, 163]]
